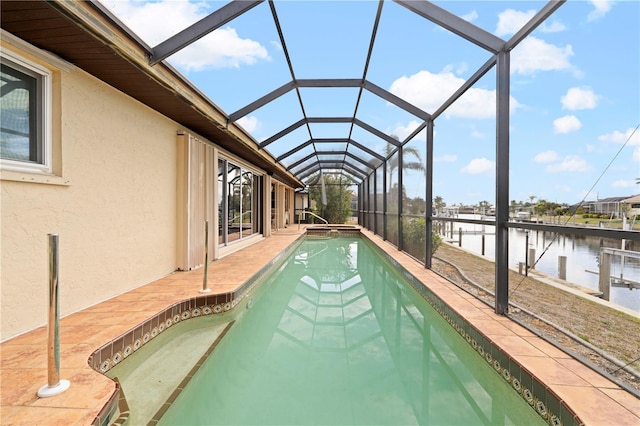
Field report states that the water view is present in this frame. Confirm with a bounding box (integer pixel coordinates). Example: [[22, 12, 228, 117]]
[[439, 215, 640, 312]]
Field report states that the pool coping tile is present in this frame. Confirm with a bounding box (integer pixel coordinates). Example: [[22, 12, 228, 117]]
[[0, 227, 638, 426], [360, 229, 639, 426], [0, 229, 304, 426]]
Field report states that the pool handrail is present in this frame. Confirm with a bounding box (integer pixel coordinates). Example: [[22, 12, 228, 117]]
[[298, 211, 328, 225]]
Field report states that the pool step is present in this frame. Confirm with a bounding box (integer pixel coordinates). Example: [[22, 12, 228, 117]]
[[306, 227, 361, 238]]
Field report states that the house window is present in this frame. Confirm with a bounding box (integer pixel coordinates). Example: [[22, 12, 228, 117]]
[[217, 157, 262, 247], [0, 51, 51, 173]]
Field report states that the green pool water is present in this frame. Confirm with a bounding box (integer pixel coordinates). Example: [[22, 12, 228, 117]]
[[158, 237, 543, 425]]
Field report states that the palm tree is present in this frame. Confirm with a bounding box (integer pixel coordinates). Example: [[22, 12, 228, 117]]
[[385, 135, 425, 191], [478, 200, 491, 215]]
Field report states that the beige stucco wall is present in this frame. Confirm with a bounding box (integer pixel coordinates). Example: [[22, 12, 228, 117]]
[[1, 45, 179, 340]]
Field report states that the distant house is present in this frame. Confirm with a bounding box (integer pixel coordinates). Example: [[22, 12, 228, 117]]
[[623, 194, 640, 218], [583, 196, 634, 218]]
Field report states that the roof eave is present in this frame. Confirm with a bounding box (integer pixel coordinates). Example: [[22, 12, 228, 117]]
[[2, 0, 303, 189]]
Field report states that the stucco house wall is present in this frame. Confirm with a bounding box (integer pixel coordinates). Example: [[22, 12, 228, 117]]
[[1, 41, 179, 340]]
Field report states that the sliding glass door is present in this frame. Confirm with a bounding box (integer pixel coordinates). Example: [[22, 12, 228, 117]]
[[218, 157, 262, 247]]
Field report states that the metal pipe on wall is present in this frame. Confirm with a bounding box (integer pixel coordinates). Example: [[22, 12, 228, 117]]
[[200, 220, 211, 293], [37, 234, 70, 398]]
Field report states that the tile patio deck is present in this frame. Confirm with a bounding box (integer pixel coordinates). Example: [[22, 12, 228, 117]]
[[1, 227, 638, 425]]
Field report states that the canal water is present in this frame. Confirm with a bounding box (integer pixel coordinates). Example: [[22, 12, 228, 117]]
[[440, 215, 639, 312]]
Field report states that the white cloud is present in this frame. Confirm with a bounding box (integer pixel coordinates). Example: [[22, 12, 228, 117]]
[[435, 155, 457, 163], [451, 87, 522, 119], [634, 147, 640, 162], [461, 10, 479, 23], [586, 144, 596, 152], [534, 150, 558, 163], [389, 70, 521, 119], [561, 87, 599, 110], [612, 179, 636, 188], [541, 20, 567, 33], [99, 0, 269, 72], [495, 9, 536, 37], [391, 121, 422, 141], [598, 128, 640, 146], [177, 28, 269, 71], [100, 0, 205, 44], [511, 36, 575, 76], [237, 116, 259, 133], [553, 115, 582, 134], [461, 157, 494, 174], [442, 63, 468, 76], [455, 62, 469, 75], [588, 0, 613, 21], [495, 8, 566, 38], [546, 155, 590, 172], [270, 40, 283, 51], [390, 70, 459, 113]]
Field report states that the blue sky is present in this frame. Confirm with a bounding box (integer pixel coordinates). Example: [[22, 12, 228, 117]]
[[99, 0, 639, 206]]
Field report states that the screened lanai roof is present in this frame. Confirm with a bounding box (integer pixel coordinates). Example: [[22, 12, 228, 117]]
[[1, 0, 564, 188], [142, 0, 563, 186]]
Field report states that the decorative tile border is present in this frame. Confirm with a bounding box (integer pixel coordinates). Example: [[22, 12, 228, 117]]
[[361, 235, 582, 426], [89, 232, 579, 426], [87, 235, 305, 425], [91, 379, 122, 426], [306, 227, 361, 238], [89, 294, 229, 374], [88, 235, 304, 375], [306, 229, 331, 237]]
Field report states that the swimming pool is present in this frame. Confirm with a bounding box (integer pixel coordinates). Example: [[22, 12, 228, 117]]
[[152, 237, 545, 425]]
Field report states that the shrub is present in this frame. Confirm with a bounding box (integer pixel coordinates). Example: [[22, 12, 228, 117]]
[[402, 217, 442, 262]]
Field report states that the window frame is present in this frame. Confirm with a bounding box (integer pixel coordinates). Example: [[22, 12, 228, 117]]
[[1, 49, 52, 174], [217, 155, 263, 247]]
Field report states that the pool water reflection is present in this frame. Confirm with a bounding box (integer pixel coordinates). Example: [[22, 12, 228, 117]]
[[158, 237, 544, 425]]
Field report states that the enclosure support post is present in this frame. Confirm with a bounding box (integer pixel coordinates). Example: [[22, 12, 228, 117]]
[[525, 231, 529, 277], [494, 50, 510, 315], [424, 119, 434, 268], [382, 162, 387, 241], [371, 173, 376, 233], [397, 145, 404, 251], [37, 234, 70, 398], [369, 173, 372, 232]]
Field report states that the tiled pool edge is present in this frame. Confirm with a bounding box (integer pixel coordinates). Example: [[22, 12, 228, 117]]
[[89, 229, 586, 426], [362, 235, 582, 426], [88, 234, 305, 426]]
